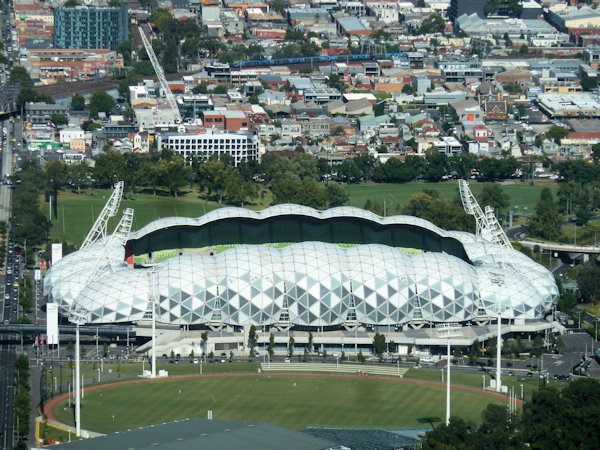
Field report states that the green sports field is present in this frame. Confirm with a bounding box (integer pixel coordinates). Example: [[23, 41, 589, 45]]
[[49, 375, 507, 434], [47, 180, 555, 246]]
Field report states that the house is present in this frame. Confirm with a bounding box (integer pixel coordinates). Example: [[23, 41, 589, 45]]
[[473, 124, 491, 143], [59, 127, 85, 143], [133, 130, 150, 153]]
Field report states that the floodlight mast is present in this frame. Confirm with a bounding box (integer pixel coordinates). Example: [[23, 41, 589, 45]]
[[458, 179, 512, 248], [138, 26, 182, 124], [80, 181, 124, 249], [436, 323, 462, 425], [69, 308, 88, 437]]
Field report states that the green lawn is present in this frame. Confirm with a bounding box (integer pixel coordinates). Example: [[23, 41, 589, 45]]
[[45, 361, 261, 388], [51, 375, 507, 433], [403, 368, 566, 402], [48, 180, 557, 246]]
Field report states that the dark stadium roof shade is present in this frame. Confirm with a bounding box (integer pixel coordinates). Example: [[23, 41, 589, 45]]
[[48, 418, 337, 450]]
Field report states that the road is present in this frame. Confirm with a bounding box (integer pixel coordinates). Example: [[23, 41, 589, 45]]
[[0, 346, 15, 449], [0, 119, 13, 223]]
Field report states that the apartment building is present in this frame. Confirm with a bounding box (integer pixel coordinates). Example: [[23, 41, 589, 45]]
[[53, 4, 128, 49], [157, 131, 259, 165]]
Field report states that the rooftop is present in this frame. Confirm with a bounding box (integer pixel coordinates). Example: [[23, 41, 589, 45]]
[[50, 418, 335, 450]]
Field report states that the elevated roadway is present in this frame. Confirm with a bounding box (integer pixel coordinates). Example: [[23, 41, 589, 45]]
[[518, 239, 600, 255]]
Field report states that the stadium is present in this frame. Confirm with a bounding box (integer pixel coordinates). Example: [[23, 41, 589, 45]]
[[43, 183, 559, 356]]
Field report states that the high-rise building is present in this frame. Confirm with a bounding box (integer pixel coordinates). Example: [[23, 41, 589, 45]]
[[53, 3, 128, 50], [449, 0, 487, 23]]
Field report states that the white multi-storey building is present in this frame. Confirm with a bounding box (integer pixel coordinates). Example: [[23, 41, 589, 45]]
[[157, 130, 259, 165]]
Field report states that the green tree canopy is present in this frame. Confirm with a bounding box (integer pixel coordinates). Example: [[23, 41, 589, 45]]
[[10, 66, 32, 88], [546, 125, 569, 144], [527, 187, 562, 240], [88, 91, 115, 118], [478, 184, 510, 220], [70, 93, 86, 110], [93, 150, 127, 187]]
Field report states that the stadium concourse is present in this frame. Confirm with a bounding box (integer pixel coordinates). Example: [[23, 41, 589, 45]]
[[42, 184, 559, 357]]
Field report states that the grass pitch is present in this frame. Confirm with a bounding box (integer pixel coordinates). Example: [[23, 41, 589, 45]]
[[48, 180, 556, 246], [50, 375, 507, 434]]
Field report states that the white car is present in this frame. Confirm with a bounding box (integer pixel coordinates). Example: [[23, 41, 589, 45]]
[[284, 357, 290, 362], [192, 358, 199, 364]]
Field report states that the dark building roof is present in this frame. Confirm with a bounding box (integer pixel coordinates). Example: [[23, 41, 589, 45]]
[[302, 428, 421, 449], [50, 418, 337, 450]]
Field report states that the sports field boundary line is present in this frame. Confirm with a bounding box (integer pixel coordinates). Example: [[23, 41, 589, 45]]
[[44, 372, 520, 429]]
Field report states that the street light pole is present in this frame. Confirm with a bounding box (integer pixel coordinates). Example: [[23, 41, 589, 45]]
[[69, 309, 87, 438], [446, 339, 451, 425], [149, 265, 158, 378]]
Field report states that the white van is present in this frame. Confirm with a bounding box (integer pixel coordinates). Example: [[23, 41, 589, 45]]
[[419, 355, 433, 363]]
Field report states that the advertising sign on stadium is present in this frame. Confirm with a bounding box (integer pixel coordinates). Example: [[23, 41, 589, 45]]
[[51, 243, 63, 265], [46, 303, 59, 345]]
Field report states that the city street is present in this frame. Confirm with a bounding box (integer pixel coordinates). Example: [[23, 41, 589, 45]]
[[0, 119, 13, 223], [0, 346, 15, 450]]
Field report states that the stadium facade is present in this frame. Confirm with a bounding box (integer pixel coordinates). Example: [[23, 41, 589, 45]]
[[43, 203, 558, 334]]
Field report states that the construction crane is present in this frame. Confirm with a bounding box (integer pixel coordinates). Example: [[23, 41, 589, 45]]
[[138, 26, 182, 123], [458, 179, 512, 248], [80, 181, 124, 249]]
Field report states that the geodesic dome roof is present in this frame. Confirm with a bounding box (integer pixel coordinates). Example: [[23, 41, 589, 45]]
[[44, 205, 559, 325]]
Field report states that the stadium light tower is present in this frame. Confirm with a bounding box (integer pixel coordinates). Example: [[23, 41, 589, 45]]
[[489, 271, 506, 393], [148, 264, 159, 378], [68, 307, 88, 437], [437, 322, 462, 425]]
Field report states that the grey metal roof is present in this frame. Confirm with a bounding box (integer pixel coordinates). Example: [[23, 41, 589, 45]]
[[50, 418, 337, 450]]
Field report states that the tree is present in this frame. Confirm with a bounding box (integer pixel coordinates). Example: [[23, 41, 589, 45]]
[[288, 336, 295, 356], [468, 345, 478, 365], [88, 90, 115, 118], [417, 13, 445, 35], [479, 184, 510, 221], [10, 67, 32, 88], [546, 125, 569, 144], [308, 331, 313, 353], [249, 325, 258, 353], [326, 183, 347, 207], [577, 264, 600, 303], [527, 187, 562, 240], [103, 342, 108, 357], [268, 333, 275, 358], [402, 84, 416, 95], [373, 333, 386, 355], [67, 341, 75, 356], [15, 88, 54, 109], [422, 417, 476, 449], [93, 150, 127, 187], [149, 8, 173, 34], [201, 331, 208, 357], [45, 161, 68, 219], [50, 113, 68, 126], [156, 155, 192, 197], [70, 93, 86, 110], [357, 349, 366, 363], [69, 161, 91, 192], [531, 335, 543, 358]]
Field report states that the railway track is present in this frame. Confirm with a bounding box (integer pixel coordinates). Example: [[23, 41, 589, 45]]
[[33, 70, 198, 99]]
